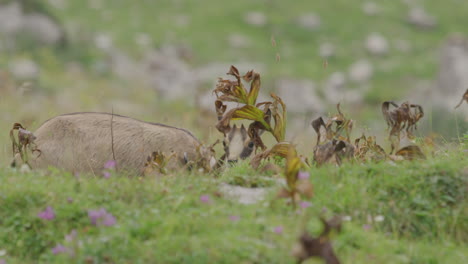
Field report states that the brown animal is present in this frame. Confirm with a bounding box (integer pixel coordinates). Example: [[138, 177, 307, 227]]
[[11, 112, 215, 175]]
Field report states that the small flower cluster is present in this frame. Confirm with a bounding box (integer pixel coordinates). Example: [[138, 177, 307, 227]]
[[88, 208, 117, 227], [37, 206, 55, 220], [103, 160, 116, 178]]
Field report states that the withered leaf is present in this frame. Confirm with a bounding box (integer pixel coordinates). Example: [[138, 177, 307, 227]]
[[250, 142, 296, 169], [270, 93, 287, 142], [394, 145, 426, 160], [214, 100, 227, 121], [10, 123, 40, 166], [227, 65, 241, 80], [143, 151, 176, 175], [381, 101, 424, 153], [354, 134, 387, 162], [311, 117, 326, 146], [454, 88, 468, 109], [312, 104, 353, 146], [292, 216, 342, 264], [313, 140, 354, 166]]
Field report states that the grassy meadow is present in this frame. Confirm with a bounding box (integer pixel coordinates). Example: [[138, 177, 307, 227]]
[[1, 0, 468, 263]]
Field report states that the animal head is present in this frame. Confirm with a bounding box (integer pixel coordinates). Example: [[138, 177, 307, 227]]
[[221, 124, 255, 163]]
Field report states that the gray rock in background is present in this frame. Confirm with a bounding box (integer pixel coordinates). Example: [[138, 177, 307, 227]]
[[362, 2, 380, 16], [365, 33, 389, 56], [9, 59, 40, 81], [324, 72, 368, 105], [407, 7, 437, 29], [0, 2, 23, 35], [436, 35, 468, 114], [296, 13, 321, 31], [348, 60, 374, 83], [227, 33, 251, 49], [276, 79, 324, 113], [22, 13, 63, 45], [0, 1, 65, 47], [319, 42, 335, 58], [244, 11, 267, 27]]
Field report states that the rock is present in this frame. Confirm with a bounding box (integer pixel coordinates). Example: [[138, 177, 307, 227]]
[[276, 79, 324, 113], [21, 13, 64, 46], [365, 33, 389, 56], [94, 32, 113, 51], [296, 13, 321, 30], [244, 11, 267, 27], [134, 32, 152, 48], [0, 2, 65, 46], [0, 2, 23, 35], [362, 2, 380, 16], [109, 50, 145, 81], [348, 60, 373, 83], [144, 49, 195, 100], [436, 35, 468, 113], [47, 0, 67, 10], [407, 7, 437, 29], [323, 72, 366, 104], [323, 72, 346, 101], [319, 43, 335, 58], [219, 183, 269, 205], [9, 59, 40, 80], [227, 33, 251, 49]]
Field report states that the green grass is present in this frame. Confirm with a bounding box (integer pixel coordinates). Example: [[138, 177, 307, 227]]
[[1, 1, 468, 263], [0, 147, 467, 263]]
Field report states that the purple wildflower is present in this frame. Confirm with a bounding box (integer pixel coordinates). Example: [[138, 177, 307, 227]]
[[104, 160, 116, 169], [363, 224, 371, 231], [103, 213, 117, 226], [67, 197, 73, 203], [299, 201, 311, 209], [103, 171, 111, 179], [0, 259, 6, 264], [274, 226, 283, 234], [51, 244, 68, 255], [229, 215, 240, 222], [38, 206, 55, 220], [88, 208, 117, 226], [200, 195, 211, 204], [297, 171, 310, 180], [88, 208, 106, 225], [65, 229, 77, 242]]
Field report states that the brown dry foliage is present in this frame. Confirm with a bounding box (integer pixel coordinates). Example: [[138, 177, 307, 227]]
[[382, 101, 424, 153], [10, 123, 40, 166], [292, 216, 342, 264], [454, 88, 468, 109], [311, 104, 355, 166], [276, 144, 313, 207], [214, 65, 287, 152], [393, 145, 426, 161], [311, 104, 353, 146], [354, 134, 387, 162]]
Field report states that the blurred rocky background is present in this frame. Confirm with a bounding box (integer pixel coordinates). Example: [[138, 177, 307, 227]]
[[1, 0, 467, 162]]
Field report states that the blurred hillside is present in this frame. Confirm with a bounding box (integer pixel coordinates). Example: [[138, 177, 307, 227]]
[[1, 0, 468, 162]]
